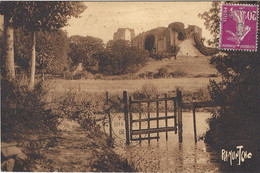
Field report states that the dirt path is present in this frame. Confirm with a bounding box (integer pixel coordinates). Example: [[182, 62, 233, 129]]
[[31, 118, 133, 172]]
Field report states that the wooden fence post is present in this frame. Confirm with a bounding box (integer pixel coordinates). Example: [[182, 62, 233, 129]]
[[193, 103, 197, 143], [177, 90, 183, 143], [123, 91, 130, 145], [129, 96, 133, 141], [106, 91, 113, 140]]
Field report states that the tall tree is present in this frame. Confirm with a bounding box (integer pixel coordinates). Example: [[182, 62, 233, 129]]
[[0, 2, 86, 88], [198, 2, 221, 47], [98, 40, 149, 75], [14, 28, 70, 79], [0, 2, 17, 79], [68, 35, 105, 73]]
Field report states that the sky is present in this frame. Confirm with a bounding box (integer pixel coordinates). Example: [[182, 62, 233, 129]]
[[63, 2, 213, 43], [0, 2, 213, 44]]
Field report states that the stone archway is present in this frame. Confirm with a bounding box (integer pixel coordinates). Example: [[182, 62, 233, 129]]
[[144, 34, 155, 52]]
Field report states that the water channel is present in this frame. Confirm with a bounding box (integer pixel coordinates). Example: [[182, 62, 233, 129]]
[[103, 112, 222, 172]]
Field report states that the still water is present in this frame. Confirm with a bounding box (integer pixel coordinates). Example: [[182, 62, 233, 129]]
[[103, 112, 221, 172]]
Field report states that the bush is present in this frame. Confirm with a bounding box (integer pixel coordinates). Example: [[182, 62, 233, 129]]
[[98, 40, 149, 75], [133, 82, 158, 100], [170, 69, 188, 78], [150, 51, 171, 61], [154, 68, 169, 78], [193, 33, 219, 56], [1, 79, 60, 170]]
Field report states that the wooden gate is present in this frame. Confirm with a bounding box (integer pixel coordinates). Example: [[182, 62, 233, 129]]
[[123, 90, 183, 144]]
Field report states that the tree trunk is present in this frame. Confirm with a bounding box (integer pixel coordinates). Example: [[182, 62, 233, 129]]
[[29, 31, 36, 90], [3, 15, 15, 79]]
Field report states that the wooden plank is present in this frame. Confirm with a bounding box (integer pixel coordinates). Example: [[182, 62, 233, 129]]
[[131, 127, 176, 135], [165, 94, 168, 141], [182, 101, 215, 109], [132, 136, 160, 141], [156, 95, 159, 142], [132, 116, 175, 123]]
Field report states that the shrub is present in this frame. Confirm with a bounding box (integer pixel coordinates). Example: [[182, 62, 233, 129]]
[[150, 51, 171, 61], [133, 82, 158, 100], [1, 79, 60, 170], [170, 69, 188, 78], [154, 68, 169, 78]]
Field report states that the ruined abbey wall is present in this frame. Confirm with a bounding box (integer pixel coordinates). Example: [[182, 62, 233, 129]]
[[131, 22, 202, 53]]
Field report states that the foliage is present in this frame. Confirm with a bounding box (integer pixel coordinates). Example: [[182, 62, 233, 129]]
[[169, 22, 187, 41], [68, 35, 105, 73], [0, 2, 86, 33], [201, 1, 260, 153], [1, 78, 61, 169], [55, 90, 100, 131], [169, 45, 180, 58], [150, 51, 171, 61], [133, 82, 158, 100], [193, 33, 218, 56], [14, 28, 71, 75], [36, 30, 70, 74], [154, 68, 170, 78], [0, 1, 86, 87], [0, 28, 4, 75], [98, 40, 149, 75], [198, 2, 221, 47]]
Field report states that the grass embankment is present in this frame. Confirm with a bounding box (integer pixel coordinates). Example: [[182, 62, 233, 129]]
[[134, 55, 218, 78]]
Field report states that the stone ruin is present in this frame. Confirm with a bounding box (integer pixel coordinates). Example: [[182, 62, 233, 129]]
[[113, 28, 135, 42], [113, 22, 203, 56]]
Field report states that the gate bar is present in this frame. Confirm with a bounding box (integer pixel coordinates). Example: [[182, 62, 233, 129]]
[[129, 96, 133, 141], [147, 98, 151, 144], [177, 90, 183, 143], [132, 127, 176, 135], [174, 99, 177, 134], [123, 91, 130, 145], [165, 94, 168, 141], [132, 116, 175, 123], [132, 136, 160, 141]]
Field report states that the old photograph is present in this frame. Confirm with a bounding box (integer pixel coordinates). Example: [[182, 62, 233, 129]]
[[1, 1, 259, 172]]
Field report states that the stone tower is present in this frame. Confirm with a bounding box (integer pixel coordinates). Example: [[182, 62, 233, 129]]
[[113, 28, 135, 42]]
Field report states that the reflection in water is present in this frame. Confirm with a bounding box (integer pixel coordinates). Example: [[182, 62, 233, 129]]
[[103, 112, 221, 172]]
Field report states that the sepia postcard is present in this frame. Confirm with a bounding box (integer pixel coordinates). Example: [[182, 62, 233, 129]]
[[1, 1, 259, 172]]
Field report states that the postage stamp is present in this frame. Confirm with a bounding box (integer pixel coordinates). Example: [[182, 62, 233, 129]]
[[220, 4, 259, 51]]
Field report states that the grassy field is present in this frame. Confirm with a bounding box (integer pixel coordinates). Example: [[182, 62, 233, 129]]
[[44, 77, 221, 94]]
